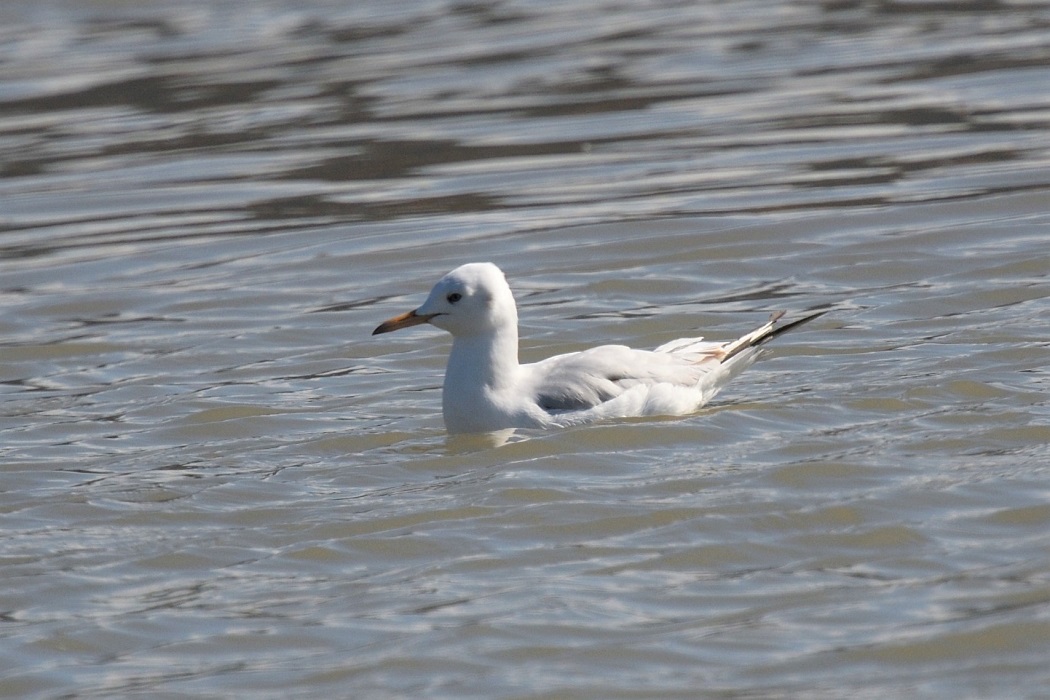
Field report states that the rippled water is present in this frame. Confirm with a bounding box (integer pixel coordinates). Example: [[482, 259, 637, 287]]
[[2, 0, 1050, 697]]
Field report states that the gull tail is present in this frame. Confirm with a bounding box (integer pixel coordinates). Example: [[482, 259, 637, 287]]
[[719, 309, 827, 365]]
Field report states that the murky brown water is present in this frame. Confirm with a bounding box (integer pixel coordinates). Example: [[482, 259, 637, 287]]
[[2, 0, 1049, 697]]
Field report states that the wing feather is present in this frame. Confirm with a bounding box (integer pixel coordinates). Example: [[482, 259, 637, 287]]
[[527, 345, 715, 412]]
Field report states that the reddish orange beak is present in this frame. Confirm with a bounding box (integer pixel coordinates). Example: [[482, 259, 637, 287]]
[[372, 310, 435, 335]]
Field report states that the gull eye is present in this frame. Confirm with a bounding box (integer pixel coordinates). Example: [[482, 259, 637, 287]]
[[446, 292, 462, 304]]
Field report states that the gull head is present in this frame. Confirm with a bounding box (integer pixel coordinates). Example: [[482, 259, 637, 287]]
[[373, 262, 517, 338]]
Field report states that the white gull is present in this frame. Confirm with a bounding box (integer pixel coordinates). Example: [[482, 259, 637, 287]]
[[373, 262, 823, 434]]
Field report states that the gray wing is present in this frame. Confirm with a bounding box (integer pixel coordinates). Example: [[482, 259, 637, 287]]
[[528, 345, 714, 412], [528, 312, 825, 413]]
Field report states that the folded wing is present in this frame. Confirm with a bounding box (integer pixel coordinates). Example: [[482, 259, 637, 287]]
[[527, 344, 721, 412]]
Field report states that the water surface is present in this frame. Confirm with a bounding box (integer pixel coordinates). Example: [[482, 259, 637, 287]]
[[2, 0, 1049, 697]]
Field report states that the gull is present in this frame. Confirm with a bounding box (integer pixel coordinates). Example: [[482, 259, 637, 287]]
[[373, 262, 824, 434]]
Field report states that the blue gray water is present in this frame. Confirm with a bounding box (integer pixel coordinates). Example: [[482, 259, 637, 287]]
[[2, 0, 1049, 697]]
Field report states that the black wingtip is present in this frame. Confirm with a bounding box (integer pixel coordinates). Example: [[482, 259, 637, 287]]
[[760, 308, 828, 345], [719, 308, 828, 365]]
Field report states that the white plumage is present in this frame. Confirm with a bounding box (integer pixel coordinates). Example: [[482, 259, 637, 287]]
[[373, 262, 822, 434]]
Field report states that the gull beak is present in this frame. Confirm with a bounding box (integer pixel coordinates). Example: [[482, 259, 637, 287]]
[[372, 309, 435, 335]]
